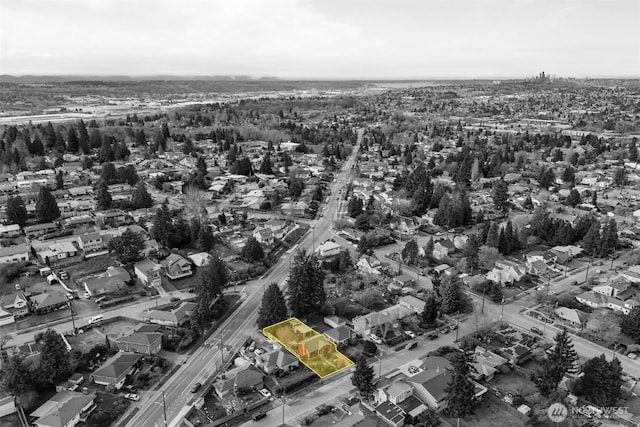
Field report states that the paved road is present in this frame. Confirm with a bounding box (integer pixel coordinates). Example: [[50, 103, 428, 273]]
[[124, 131, 362, 427]]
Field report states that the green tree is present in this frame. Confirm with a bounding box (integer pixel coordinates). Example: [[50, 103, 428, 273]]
[[195, 253, 228, 310], [107, 229, 145, 265], [35, 186, 61, 223], [151, 199, 172, 248], [231, 157, 254, 176], [441, 275, 462, 314], [621, 306, 640, 343], [259, 153, 273, 174], [196, 156, 208, 176], [241, 236, 265, 263], [411, 180, 433, 216], [6, 195, 27, 227], [287, 250, 326, 319], [100, 162, 119, 184], [351, 355, 376, 400], [445, 351, 477, 417], [582, 222, 602, 257], [601, 219, 619, 257], [423, 237, 434, 260], [39, 329, 71, 385], [117, 165, 139, 186], [257, 283, 288, 329], [78, 120, 90, 154], [566, 188, 582, 207], [132, 181, 153, 209], [614, 167, 627, 187], [523, 195, 534, 210], [535, 329, 578, 395], [355, 213, 371, 231], [463, 235, 480, 273], [348, 196, 364, 218], [421, 293, 439, 327], [288, 176, 305, 199], [66, 126, 79, 152], [98, 137, 113, 163], [2, 354, 35, 395], [492, 179, 509, 212], [578, 355, 623, 406], [95, 180, 113, 211], [562, 166, 576, 185], [401, 240, 419, 265], [485, 221, 499, 248], [537, 167, 555, 189]]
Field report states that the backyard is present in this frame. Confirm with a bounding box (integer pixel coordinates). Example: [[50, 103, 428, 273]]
[[445, 394, 528, 427]]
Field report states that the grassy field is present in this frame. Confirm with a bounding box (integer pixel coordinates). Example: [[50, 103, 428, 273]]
[[452, 395, 528, 427]]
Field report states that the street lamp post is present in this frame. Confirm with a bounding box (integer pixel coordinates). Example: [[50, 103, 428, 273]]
[[280, 391, 286, 427], [68, 302, 76, 334], [151, 391, 168, 427], [455, 311, 460, 342], [500, 298, 505, 322]]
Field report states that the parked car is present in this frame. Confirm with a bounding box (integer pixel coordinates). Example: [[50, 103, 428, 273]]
[[427, 333, 438, 340], [190, 382, 202, 393], [530, 327, 543, 335], [405, 342, 418, 350], [258, 388, 271, 398], [58, 270, 69, 280], [83, 291, 92, 299], [124, 393, 139, 401], [628, 353, 637, 360], [252, 412, 267, 421], [449, 323, 458, 331], [404, 330, 416, 339], [369, 334, 383, 345]]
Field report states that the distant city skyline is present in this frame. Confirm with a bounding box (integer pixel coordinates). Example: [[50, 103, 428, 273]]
[[1, 0, 638, 79]]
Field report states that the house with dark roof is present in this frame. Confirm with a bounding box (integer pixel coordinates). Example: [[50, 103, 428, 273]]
[[82, 266, 131, 297], [29, 292, 68, 315], [255, 347, 299, 374], [0, 244, 30, 264], [213, 365, 264, 398], [134, 259, 162, 287], [252, 227, 274, 246], [90, 352, 142, 389], [77, 232, 104, 253], [115, 331, 163, 355], [297, 335, 333, 360], [162, 253, 192, 280], [324, 325, 354, 347], [373, 401, 405, 427], [30, 390, 96, 427], [433, 239, 455, 260]]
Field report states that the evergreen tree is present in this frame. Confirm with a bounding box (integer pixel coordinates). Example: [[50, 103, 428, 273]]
[[89, 128, 102, 149], [614, 167, 627, 187], [31, 134, 45, 156], [100, 162, 119, 185], [566, 188, 582, 207], [445, 351, 477, 417], [423, 237, 434, 260], [348, 196, 364, 218], [485, 221, 500, 248], [401, 240, 419, 265], [241, 236, 265, 263], [107, 229, 145, 265], [352, 355, 376, 400], [39, 329, 71, 385], [195, 253, 228, 310], [132, 181, 153, 209], [55, 171, 64, 190], [441, 275, 462, 314], [3, 355, 34, 395], [601, 219, 619, 257], [98, 137, 113, 163], [196, 156, 208, 176], [462, 234, 480, 272], [78, 120, 90, 154], [421, 293, 439, 326], [259, 153, 273, 174], [492, 179, 509, 212], [535, 329, 578, 395], [287, 250, 326, 319], [579, 355, 623, 406], [523, 195, 534, 209], [66, 126, 79, 152], [537, 167, 555, 189], [117, 165, 139, 186], [6, 195, 27, 227], [35, 186, 61, 223], [196, 224, 215, 252], [151, 199, 172, 248], [582, 222, 602, 257], [621, 307, 640, 343], [256, 283, 288, 329], [355, 213, 371, 231], [95, 180, 113, 210], [411, 180, 433, 216], [591, 190, 597, 207]]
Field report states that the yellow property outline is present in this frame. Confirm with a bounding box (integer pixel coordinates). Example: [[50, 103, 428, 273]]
[[263, 317, 354, 379]]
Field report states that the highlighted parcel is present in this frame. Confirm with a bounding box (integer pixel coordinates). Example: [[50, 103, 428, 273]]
[[263, 318, 354, 379]]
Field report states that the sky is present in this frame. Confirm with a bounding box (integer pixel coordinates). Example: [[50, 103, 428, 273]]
[[1, 0, 638, 79]]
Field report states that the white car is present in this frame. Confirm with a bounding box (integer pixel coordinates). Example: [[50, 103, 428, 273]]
[[83, 291, 92, 299], [124, 393, 140, 401], [259, 388, 272, 398], [370, 334, 383, 345], [404, 331, 416, 339]]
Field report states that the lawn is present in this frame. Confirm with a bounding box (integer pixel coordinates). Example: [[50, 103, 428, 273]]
[[66, 255, 118, 284], [332, 298, 368, 321], [162, 273, 199, 292], [446, 394, 527, 427], [488, 371, 537, 397], [67, 328, 107, 352]]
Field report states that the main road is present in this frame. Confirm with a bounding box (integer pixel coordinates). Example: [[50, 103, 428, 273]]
[[125, 131, 362, 427]]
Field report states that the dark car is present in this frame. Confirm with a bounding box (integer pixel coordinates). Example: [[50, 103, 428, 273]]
[[427, 333, 438, 340], [252, 412, 267, 421], [530, 327, 543, 335], [190, 382, 202, 393]]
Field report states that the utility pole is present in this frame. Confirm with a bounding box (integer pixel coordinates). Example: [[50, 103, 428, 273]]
[[162, 391, 168, 427], [220, 330, 226, 363], [500, 298, 505, 322], [68, 302, 76, 334], [455, 311, 460, 341], [281, 391, 285, 427]]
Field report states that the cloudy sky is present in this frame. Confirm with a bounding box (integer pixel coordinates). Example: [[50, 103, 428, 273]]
[[1, 0, 638, 79]]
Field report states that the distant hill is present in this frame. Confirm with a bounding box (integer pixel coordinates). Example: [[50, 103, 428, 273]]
[[0, 75, 281, 83]]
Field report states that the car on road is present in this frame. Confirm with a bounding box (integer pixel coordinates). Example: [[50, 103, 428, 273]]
[[58, 270, 69, 280], [190, 382, 202, 393], [439, 328, 450, 335], [404, 330, 416, 339], [83, 291, 91, 299], [530, 327, 543, 335], [258, 388, 271, 398], [369, 334, 383, 345], [405, 342, 418, 350], [449, 324, 457, 331], [426, 333, 438, 340], [66, 293, 74, 300], [124, 393, 139, 401], [252, 412, 267, 421], [628, 353, 637, 360]]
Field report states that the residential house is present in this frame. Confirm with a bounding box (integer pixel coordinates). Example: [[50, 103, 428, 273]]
[[162, 253, 192, 280], [576, 289, 639, 315], [550, 245, 583, 263], [0, 244, 29, 264], [263, 218, 288, 238], [143, 302, 197, 327], [324, 325, 353, 347], [487, 260, 526, 285], [315, 240, 342, 258], [280, 201, 308, 216], [83, 267, 131, 297], [398, 295, 426, 315], [432, 239, 455, 260], [252, 227, 274, 246], [134, 259, 162, 287], [620, 266, 640, 284], [142, 239, 159, 258], [352, 304, 414, 336], [24, 223, 58, 239], [357, 255, 383, 275], [0, 306, 15, 326], [471, 347, 508, 381], [77, 232, 104, 252], [406, 368, 452, 410], [30, 391, 97, 427], [90, 352, 142, 389], [0, 224, 21, 238], [373, 401, 405, 427], [188, 252, 212, 267], [554, 307, 588, 329], [29, 292, 68, 314], [297, 334, 334, 360], [213, 365, 264, 398], [115, 332, 163, 355], [255, 347, 299, 374]]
